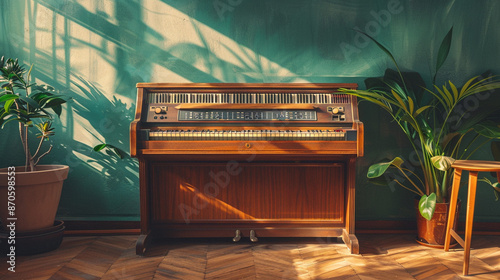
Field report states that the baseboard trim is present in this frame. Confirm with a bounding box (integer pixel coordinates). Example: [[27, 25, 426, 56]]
[[63, 221, 140, 235], [62, 220, 500, 236]]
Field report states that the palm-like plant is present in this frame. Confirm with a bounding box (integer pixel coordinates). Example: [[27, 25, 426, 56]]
[[0, 56, 68, 171], [339, 28, 500, 220]]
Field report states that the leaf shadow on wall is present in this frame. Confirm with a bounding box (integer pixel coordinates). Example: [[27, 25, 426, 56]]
[[54, 76, 139, 217]]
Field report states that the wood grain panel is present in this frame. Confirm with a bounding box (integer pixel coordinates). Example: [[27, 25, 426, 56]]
[[150, 163, 344, 222], [141, 140, 358, 155]]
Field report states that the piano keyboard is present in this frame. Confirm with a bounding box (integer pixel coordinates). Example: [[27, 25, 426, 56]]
[[148, 129, 346, 141], [149, 92, 350, 104]]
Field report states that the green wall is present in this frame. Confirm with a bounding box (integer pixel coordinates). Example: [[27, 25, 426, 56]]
[[1, 0, 499, 222]]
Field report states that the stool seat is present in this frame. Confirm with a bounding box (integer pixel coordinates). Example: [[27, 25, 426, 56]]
[[444, 160, 500, 276], [452, 160, 500, 171]]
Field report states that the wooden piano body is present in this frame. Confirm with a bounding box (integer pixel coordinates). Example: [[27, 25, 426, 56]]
[[130, 83, 363, 255]]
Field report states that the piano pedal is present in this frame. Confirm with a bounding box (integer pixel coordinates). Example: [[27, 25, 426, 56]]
[[232, 230, 241, 242], [249, 230, 258, 242]]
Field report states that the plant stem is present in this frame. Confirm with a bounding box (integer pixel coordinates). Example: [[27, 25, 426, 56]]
[[400, 167, 425, 188], [24, 66, 35, 171], [394, 179, 424, 196], [25, 124, 35, 171], [13, 96, 30, 172], [396, 166, 425, 195], [441, 169, 448, 202], [20, 123, 28, 172], [32, 134, 46, 160], [34, 145, 52, 166]]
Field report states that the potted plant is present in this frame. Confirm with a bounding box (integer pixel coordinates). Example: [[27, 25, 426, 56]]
[[339, 28, 500, 246], [0, 56, 69, 252]]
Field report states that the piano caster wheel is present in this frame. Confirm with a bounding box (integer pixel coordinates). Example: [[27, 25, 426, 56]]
[[233, 230, 241, 242], [250, 230, 258, 242]]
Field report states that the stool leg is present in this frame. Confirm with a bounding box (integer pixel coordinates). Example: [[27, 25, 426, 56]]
[[463, 171, 478, 276], [445, 168, 462, 251]]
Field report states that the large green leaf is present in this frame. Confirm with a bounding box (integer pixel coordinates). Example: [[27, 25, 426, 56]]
[[51, 104, 62, 117], [4, 98, 16, 113], [419, 193, 437, 221], [433, 27, 453, 84], [367, 157, 404, 178], [30, 91, 54, 102], [44, 96, 67, 109], [0, 94, 19, 103], [18, 95, 40, 109], [431, 155, 455, 171]]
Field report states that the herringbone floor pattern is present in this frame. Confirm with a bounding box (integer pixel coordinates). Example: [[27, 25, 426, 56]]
[[1, 234, 499, 279]]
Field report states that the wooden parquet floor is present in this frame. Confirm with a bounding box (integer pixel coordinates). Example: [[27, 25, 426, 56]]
[[0, 234, 499, 279]]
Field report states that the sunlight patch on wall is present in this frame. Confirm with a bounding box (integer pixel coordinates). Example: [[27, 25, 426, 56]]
[[29, 1, 128, 103], [70, 106, 105, 146], [141, 0, 308, 82], [150, 63, 191, 83]]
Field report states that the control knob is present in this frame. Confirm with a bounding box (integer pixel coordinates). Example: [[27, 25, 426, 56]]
[[331, 107, 344, 114]]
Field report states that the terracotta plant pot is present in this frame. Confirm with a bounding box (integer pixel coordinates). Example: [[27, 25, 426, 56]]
[[0, 165, 69, 232], [415, 200, 460, 248]]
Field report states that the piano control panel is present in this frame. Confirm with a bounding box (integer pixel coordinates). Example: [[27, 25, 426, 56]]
[[146, 92, 352, 123], [136, 85, 361, 143], [148, 107, 321, 122], [178, 109, 317, 121]]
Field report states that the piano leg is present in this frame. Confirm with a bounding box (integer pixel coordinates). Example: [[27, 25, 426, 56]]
[[343, 157, 359, 254], [136, 231, 152, 256], [137, 158, 152, 256], [342, 229, 359, 254]]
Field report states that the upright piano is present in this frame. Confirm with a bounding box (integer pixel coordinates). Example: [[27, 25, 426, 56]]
[[130, 83, 363, 255]]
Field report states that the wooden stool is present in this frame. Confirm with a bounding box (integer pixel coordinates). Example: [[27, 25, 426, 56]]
[[444, 160, 500, 276]]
